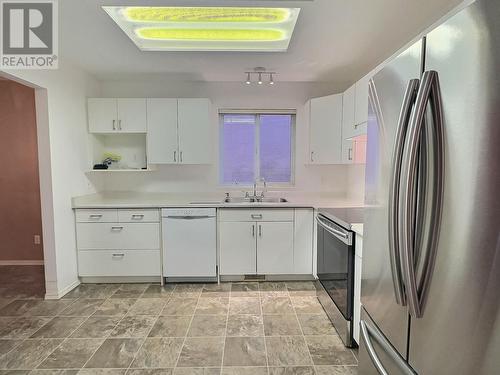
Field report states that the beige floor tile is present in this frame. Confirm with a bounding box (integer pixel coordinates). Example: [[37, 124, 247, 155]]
[[223, 337, 267, 367], [129, 299, 167, 315], [0, 317, 51, 339], [174, 368, 220, 375], [93, 299, 136, 317], [140, 284, 174, 299], [172, 284, 203, 298], [177, 337, 224, 367], [226, 314, 264, 337], [221, 367, 267, 375], [78, 369, 126, 374], [290, 297, 324, 314], [195, 298, 229, 315], [305, 336, 357, 366], [0, 339, 22, 356], [131, 337, 184, 368], [201, 283, 231, 298], [261, 296, 294, 314], [30, 369, 79, 374], [265, 336, 312, 366], [259, 282, 288, 293], [286, 282, 318, 297], [314, 365, 358, 375], [59, 299, 105, 317], [148, 316, 191, 337], [162, 299, 198, 316], [263, 315, 302, 336], [230, 283, 259, 297], [268, 366, 316, 374], [24, 300, 74, 317], [229, 298, 260, 315], [0, 338, 62, 369], [297, 314, 336, 336], [188, 315, 226, 337], [111, 284, 149, 299], [85, 338, 144, 368], [127, 369, 174, 374], [0, 300, 40, 316], [109, 315, 157, 338], [70, 316, 122, 338], [37, 338, 103, 369], [30, 317, 85, 338]]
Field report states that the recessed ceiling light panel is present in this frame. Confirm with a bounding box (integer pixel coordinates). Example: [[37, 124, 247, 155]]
[[103, 6, 300, 52]]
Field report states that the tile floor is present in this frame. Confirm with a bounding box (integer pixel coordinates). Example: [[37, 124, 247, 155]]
[[0, 267, 358, 374]]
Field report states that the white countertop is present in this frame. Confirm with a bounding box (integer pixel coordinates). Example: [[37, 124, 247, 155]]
[[72, 191, 364, 210]]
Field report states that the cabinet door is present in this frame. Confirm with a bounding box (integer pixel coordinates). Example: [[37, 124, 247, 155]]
[[147, 98, 179, 164], [342, 84, 356, 139], [293, 209, 313, 275], [177, 98, 211, 164], [354, 75, 369, 127], [309, 94, 343, 164], [88, 98, 117, 133], [341, 139, 354, 164], [219, 221, 257, 275], [117, 98, 147, 132], [257, 222, 294, 274]]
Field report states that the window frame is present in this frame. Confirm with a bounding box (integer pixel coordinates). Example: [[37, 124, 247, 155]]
[[218, 110, 296, 187]]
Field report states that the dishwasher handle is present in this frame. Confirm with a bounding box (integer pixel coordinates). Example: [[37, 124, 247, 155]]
[[165, 215, 214, 220]]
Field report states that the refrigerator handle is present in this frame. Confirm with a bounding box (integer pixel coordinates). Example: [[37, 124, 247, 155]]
[[388, 78, 419, 306], [400, 70, 445, 319], [360, 320, 417, 375]]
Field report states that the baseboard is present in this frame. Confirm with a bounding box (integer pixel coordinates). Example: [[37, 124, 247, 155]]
[[0, 260, 44, 265], [45, 279, 80, 300], [80, 276, 161, 284]]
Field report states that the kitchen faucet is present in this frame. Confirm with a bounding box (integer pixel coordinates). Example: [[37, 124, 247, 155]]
[[253, 178, 267, 200]]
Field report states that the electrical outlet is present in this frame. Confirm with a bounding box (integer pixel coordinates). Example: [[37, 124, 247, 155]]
[[34, 235, 41, 245]]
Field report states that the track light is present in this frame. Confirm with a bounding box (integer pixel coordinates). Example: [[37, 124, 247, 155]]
[[244, 70, 276, 85]]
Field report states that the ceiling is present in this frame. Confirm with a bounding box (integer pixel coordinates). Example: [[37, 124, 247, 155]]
[[60, 0, 463, 85]]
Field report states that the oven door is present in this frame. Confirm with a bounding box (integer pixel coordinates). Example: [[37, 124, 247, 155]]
[[316, 214, 354, 320]]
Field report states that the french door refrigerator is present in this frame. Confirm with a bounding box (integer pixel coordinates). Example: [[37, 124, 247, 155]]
[[359, 0, 500, 373]]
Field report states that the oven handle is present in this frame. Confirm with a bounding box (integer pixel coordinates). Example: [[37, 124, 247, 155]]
[[316, 215, 352, 245]]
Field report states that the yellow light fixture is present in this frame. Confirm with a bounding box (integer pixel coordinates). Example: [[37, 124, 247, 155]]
[[125, 7, 290, 23], [136, 28, 285, 42], [102, 6, 300, 52]]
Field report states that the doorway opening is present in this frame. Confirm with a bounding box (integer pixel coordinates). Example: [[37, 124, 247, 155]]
[[0, 77, 45, 299]]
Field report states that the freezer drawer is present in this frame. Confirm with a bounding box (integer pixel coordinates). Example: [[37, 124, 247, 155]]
[[359, 307, 416, 375]]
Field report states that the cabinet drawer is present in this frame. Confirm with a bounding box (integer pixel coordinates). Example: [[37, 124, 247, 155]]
[[219, 209, 294, 222], [76, 223, 160, 250], [78, 250, 160, 277], [75, 209, 118, 223], [118, 209, 159, 223]]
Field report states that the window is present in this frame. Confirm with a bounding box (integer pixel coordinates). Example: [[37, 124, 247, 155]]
[[220, 112, 295, 185]]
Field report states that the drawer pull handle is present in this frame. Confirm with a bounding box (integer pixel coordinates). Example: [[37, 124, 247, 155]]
[[89, 214, 102, 219], [131, 214, 144, 219], [112, 253, 125, 257], [251, 214, 263, 219], [111, 226, 124, 231]]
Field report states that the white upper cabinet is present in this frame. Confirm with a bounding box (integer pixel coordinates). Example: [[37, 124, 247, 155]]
[[88, 98, 146, 133], [308, 93, 343, 164], [147, 98, 178, 164], [178, 98, 211, 164], [355, 75, 369, 126], [342, 84, 356, 140], [88, 98, 117, 133], [116, 99, 147, 132]]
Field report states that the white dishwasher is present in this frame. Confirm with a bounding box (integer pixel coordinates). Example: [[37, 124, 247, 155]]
[[162, 208, 217, 280]]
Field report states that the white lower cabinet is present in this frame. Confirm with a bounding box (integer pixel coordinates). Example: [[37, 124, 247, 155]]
[[75, 208, 161, 278], [219, 208, 313, 276], [256, 222, 294, 274], [219, 221, 257, 275]]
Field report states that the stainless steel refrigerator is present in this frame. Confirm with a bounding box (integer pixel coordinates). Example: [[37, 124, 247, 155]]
[[359, 0, 500, 373]]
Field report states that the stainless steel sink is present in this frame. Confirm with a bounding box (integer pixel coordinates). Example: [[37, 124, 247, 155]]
[[255, 197, 288, 203], [222, 197, 287, 203]]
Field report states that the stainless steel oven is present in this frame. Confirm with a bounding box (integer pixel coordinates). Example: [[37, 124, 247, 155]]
[[316, 212, 355, 347]]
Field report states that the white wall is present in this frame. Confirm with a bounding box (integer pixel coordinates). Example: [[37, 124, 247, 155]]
[[1, 62, 101, 298], [99, 79, 354, 196]]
